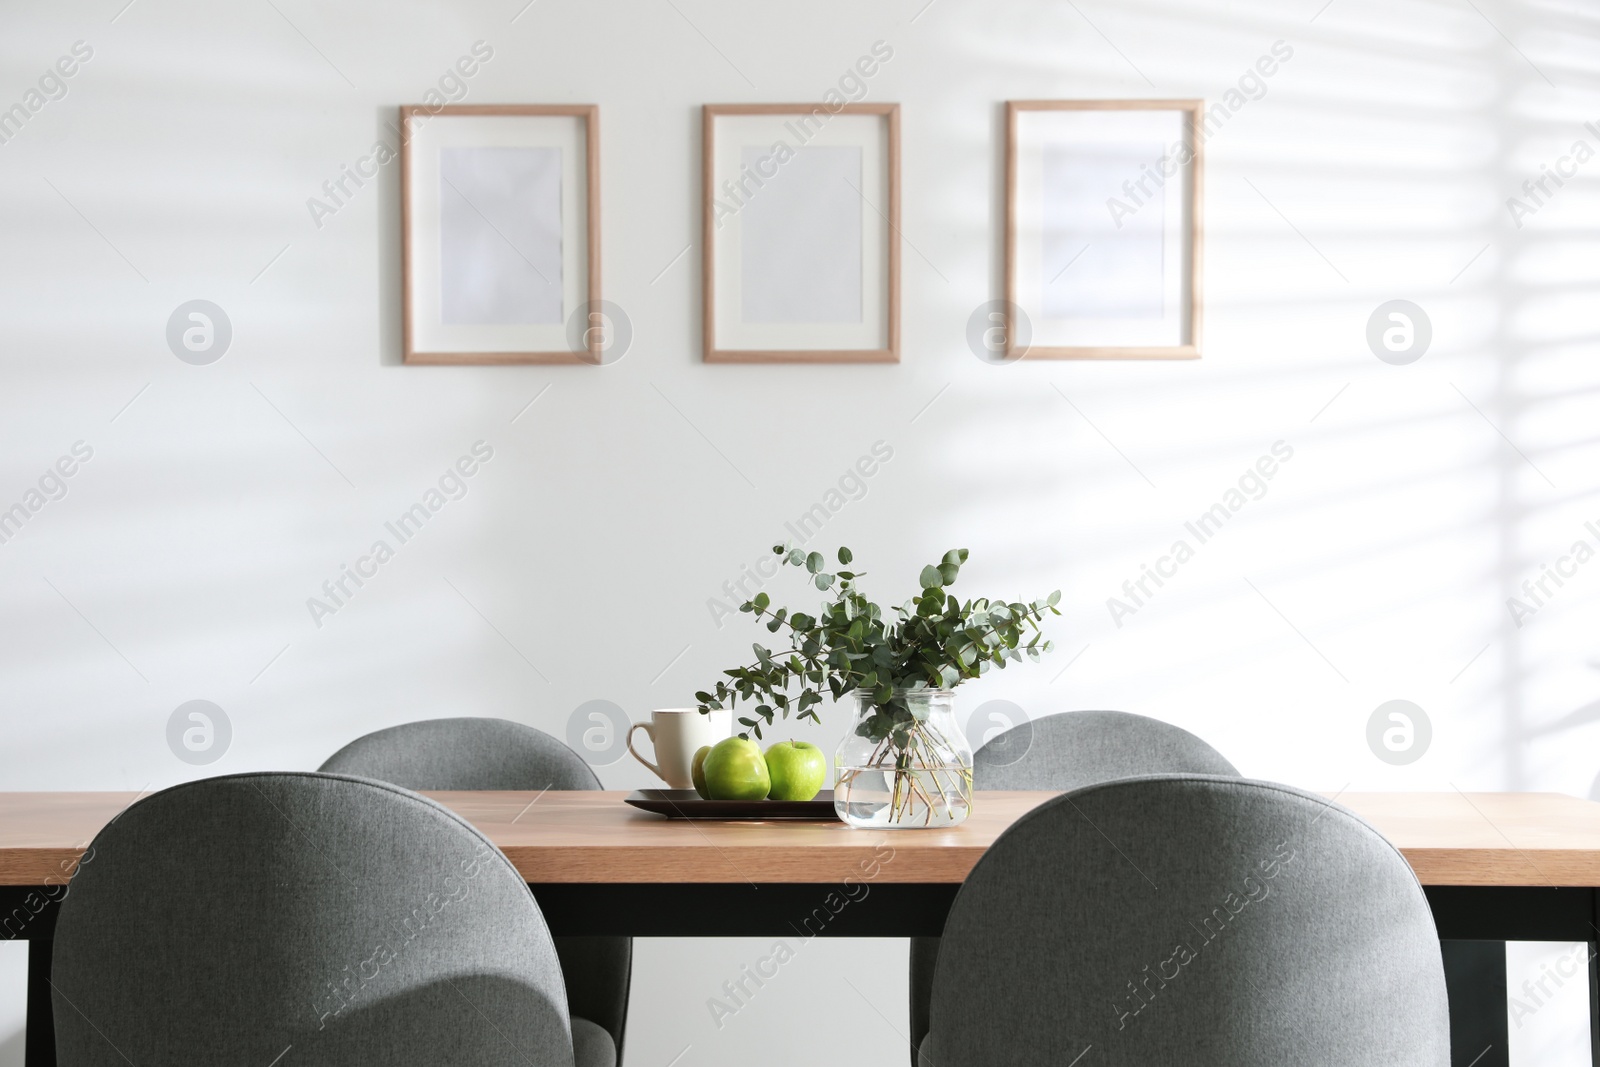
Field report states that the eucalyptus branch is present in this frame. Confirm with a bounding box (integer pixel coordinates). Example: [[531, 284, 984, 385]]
[[696, 544, 1062, 741]]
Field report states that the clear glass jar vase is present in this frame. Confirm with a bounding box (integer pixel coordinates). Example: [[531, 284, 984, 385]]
[[834, 689, 973, 829]]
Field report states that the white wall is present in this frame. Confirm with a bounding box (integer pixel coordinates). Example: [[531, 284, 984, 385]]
[[2, 0, 1598, 1063]]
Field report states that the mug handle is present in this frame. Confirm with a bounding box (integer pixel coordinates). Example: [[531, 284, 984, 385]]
[[627, 722, 662, 779]]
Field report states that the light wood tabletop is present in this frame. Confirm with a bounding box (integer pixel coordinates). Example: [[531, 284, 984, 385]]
[[2, 789, 1598, 887]]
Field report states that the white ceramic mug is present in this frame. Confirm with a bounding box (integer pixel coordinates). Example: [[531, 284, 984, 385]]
[[627, 708, 732, 788]]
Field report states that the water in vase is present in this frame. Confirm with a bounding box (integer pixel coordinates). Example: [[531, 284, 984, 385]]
[[834, 765, 973, 829]]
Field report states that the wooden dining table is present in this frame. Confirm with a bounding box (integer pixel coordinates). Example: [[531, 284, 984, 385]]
[[4, 788, 1600, 1067]]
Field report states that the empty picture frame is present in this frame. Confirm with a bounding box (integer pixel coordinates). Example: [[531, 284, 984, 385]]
[[402, 104, 600, 364], [703, 103, 900, 363], [1006, 100, 1203, 360]]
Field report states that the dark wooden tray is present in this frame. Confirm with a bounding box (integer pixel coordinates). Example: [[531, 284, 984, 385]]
[[624, 789, 840, 821]]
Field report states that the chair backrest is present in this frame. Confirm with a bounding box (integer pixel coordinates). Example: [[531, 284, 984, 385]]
[[319, 717, 601, 791], [52, 772, 576, 1067], [925, 775, 1449, 1066], [318, 717, 628, 1061], [973, 708, 1239, 789], [909, 709, 1241, 1065]]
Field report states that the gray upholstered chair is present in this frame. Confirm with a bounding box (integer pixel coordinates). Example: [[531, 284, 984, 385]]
[[909, 710, 1238, 1063], [970, 708, 1240, 789], [51, 771, 612, 1067], [319, 717, 630, 1064], [921, 774, 1450, 1065]]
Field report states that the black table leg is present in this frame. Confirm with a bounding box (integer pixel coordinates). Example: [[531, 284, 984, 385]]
[[26, 939, 54, 1067], [1590, 937, 1599, 1067], [1443, 940, 1508, 1067]]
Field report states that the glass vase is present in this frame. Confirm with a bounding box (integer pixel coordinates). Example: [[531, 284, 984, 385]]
[[833, 689, 973, 829]]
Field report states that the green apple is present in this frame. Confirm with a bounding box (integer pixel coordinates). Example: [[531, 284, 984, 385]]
[[692, 745, 712, 799], [764, 740, 826, 801], [702, 736, 771, 801]]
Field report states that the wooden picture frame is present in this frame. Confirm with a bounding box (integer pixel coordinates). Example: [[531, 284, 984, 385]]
[[702, 103, 900, 363], [401, 104, 600, 365], [1004, 99, 1203, 360]]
